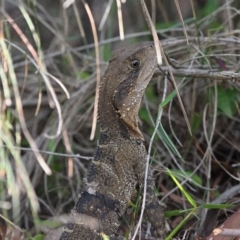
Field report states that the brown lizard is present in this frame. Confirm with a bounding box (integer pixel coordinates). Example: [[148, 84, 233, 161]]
[[59, 41, 166, 240]]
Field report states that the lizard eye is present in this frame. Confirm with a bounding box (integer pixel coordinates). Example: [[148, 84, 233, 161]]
[[130, 59, 140, 69]]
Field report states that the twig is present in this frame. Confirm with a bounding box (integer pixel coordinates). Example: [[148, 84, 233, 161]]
[[140, 0, 162, 65], [99, 0, 113, 31], [0, 145, 92, 160], [155, 68, 240, 81], [174, 0, 189, 45], [116, 0, 124, 40], [211, 183, 240, 204], [81, 0, 101, 141], [0, 214, 24, 233], [213, 228, 240, 237]]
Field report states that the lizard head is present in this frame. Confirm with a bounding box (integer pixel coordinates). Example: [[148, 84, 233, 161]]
[[99, 42, 157, 140]]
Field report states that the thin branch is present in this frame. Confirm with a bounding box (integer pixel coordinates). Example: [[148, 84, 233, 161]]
[[174, 0, 189, 45], [213, 228, 240, 237], [81, 0, 101, 141], [99, 0, 113, 31], [116, 0, 124, 40], [211, 184, 240, 204], [0, 214, 24, 233], [62, 126, 74, 177], [0, 145, 92, 160], [155, 67, 240, 81], [140, 0, 162, 65]]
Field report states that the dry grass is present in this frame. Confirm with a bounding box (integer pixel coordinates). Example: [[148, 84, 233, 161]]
[[0, 0, 240, 239]]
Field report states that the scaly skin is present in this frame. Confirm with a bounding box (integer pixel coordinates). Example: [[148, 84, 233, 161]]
[[60, 42, 165, 240]]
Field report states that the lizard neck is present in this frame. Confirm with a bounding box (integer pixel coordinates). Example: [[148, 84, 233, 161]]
[[98, 88, 135, 140]]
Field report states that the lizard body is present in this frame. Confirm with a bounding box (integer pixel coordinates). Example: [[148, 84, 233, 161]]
[[60, 42, 165, 240]]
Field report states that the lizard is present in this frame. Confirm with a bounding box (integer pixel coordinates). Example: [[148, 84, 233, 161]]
[[59, 41, 166, 240]]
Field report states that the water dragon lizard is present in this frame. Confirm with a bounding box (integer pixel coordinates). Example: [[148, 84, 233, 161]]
[[59, 41, 166, 240]]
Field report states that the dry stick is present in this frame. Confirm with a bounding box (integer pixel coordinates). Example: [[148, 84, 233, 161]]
[[211, 185, 240, 204], [140, 0, 162, 65], [150, 0, 156, 25], [62, 126, 74, 177], [73, 2, 86, 41], [82, 0, 101, 141], [99, 0, 113, 31], [0, 214, 24, 233], [213, 228, 240, 237], [116, 0, 124, 40], [0, 145, 92, 160], [174, 0, 189, 45], [155, 68, 240, 81]]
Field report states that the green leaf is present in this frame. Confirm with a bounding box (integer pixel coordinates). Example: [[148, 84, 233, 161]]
[[158, 124, 184, 161], [165, 209, 195, 240], [191, 113, 201, 134], [164, 209, 187, 217], [159, 90, 177, 108], [217, 86, 238, 118], [128, 200, 137, 208], [202, 203, 234, 209], [103, 44, 112, 61], [35, 219, 62, 229], [79, 71, 91, 79], [201, 0, 218, 16], [167, 169, 196, 208], [145, 85, 158, 102], [172, 170, 202, 186], [139, 108, 152, 126]]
